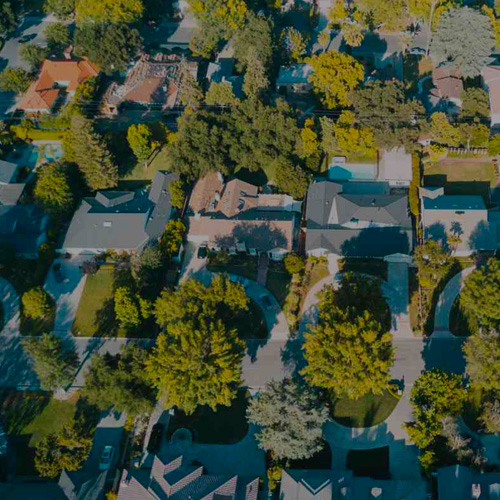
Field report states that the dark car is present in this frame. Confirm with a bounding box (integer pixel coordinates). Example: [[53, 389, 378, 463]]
[[53, 263, 64, 283], [147, 423, 164, 454], [197, 245, 208, 259], [259, 294, 273, 311]]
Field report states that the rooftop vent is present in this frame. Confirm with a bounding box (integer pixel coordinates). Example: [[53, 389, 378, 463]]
[[103, 221, 112, 227]]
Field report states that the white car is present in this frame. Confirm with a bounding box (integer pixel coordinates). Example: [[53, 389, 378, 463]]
[[99, 445, 115, 471]]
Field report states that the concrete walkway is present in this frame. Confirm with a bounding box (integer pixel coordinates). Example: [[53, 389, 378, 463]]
[[433, 267, 475, 334], [384, 261, 412, 338], [0, 277, 20, 337]]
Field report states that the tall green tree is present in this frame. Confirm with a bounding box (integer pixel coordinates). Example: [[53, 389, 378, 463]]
[[179, 64, 204, 109], [302, 277, 394, 399], [159, 219, 185, 259], [168, 179, 186, 209], [44, 0, 75, 18], [44, 23, 70, 49], [306, 51, 364, 109], [114, 286, 141, 329], [76, 0, 144, 23], [464, 330, 500, 393], [64, 114, 118, 190], [205, 82, 239, 107], [460, 88, 490, 120], [127, 124, 154, 165], [247, 379, 329, 460], [243, 48, 269, 100], [22, 287, 52, 320], [430, 7, 495, 79], [83, 344, 156, 416], [74, 23, 141, 75], [20, 44, 49, 71], [146, 276, 247, 414], [461, 258, 500, 328], [0, 67, 32, 94], [34, 162, 74, 216], [23, 333, 78, 391], [430, 112, 460, 146], [272, 158, 309, 199], [0, 1, 17, 36], [234, 12, 273, 71]]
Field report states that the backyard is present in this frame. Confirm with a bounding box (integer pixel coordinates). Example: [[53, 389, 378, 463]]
[[167, 389, 249, 445], [0, 391, 78, 476], [331, 390, 400, 428], [424, 158, 497, 201], [72, 266, 155, 338]]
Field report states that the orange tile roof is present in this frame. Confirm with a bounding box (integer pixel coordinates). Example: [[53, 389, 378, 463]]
[[19, 58, 99, 111]]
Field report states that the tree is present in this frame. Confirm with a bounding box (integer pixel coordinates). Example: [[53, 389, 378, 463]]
[[131, 246, 164, 286], [205, 81, 239, 107], [44, 22, 70, 49], [356, 0, 408, 31], [342, 22, 365, 47], [0, 1, 17, 36], [480, 399, 500, 434], [20, 44, 49, 70], [280, 27, 308, 63], [72, 77, 99, 116], [405, 369, 466, 461], [489, 134, 500, 156], [22, 287, 52, 319], [127, 124, 154, 165], [247, 379, 329, 460], [146, 276, 247, 413], [296, 119, 320, 159], [74, 23, 141, 75], [114, 286, 141, 329], [44, 0, 75, 18], [273, 158, 309, 200], [430, 112, 460, 146], [461, 258, 500, 328], [430, 7, 495, 79], [464, 330, 500, 393], [460, 88, 490, 120], [0, 67, 32, 94], [351, 80, 425, 149], [284, 253, 305, 275], [306, 51, 364, 109], [64, 114, 118, 190], [35, 427, 92, 478], [179, 64, 203, 109], [458, 122, 489, 149], [22, 333, 78, 391], [83, 344, 156, 416], [34, 162, 74, 216], [441, 416, 473, 462], [234, 12, 273, 71], [243, 48, 269, 100], [302, 277, 394, 400], [76, 0, 144, 23], [168, 179, 186, 209], [160, 219, 185, 259], [414, 239, 452, 288]]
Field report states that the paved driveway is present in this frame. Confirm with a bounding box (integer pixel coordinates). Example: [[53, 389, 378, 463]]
[[0, 277, 20, 337], [44, 257, 87, 336]]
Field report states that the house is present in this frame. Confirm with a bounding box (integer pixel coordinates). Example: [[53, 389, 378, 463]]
[[18, 58, 99, 114], [0, 159, 48, 257], [117, 455, 259, 500], [305, 181, 413, 260], [206, 40, 244, 98], [420, 187, 499, 256], [102, 54, 198, 115], [276, 63, 313, 95], [351, 33, 405, 81], [438, 465, 500, 500], [187, 173, 301, 260], [482, 63, 500, 129], [61, 172, 178, 255], [429, 66, 463, 114], [280, 469, 427, 500]]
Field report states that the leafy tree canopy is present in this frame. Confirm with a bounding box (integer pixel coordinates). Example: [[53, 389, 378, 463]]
[[247, 379, 329, 460], [22, 333, 78, 391], [430, 7, 495, 79], [44, 22, 71, 49], [20, 44, 49, 71], [205, 81, 239, 107], [306, 51, 364, 109], [44, 0, 75, 18], [464, 330, 500, 393], [83, 344, 156, 416], [460, 87, 490, 120], [76, 0, 144, 23], [127, 123, 154, 163], [34, 162, 74, 216], [0, 67, 32, 94], [0, 1, 18, 36], [114, 286, 141, 329], [22, 287, 52, 320], [168, 179, 186, 210], [160, 219, 185, 259]]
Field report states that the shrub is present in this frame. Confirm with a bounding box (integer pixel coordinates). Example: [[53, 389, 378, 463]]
[[22, 287, 52, 319]]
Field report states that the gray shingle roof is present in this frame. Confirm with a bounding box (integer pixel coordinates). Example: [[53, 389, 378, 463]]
[[63, 172, 177, 252], [0, 159, 19, 184], [0, 183, 25, 206]]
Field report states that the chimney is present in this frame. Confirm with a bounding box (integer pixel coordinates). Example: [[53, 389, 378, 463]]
[[63, 45, 73, 60]]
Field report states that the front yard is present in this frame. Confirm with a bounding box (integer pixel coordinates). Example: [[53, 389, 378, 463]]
[[0, 391, 77, 476], [207, 254, 259, 282], [330, 390, 400, 428], [166, 389, 249, 445], [72, 266, 155, 338], [338, 258, 388, 281]]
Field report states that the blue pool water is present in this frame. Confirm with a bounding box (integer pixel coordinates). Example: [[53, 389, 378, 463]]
[[328, 163, 377, 181], [43, 144, 63, 162]]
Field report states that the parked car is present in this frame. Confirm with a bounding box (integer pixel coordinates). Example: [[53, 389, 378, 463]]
[[98, 446, 114, 471], [53, 263, 64, 283], [197, 245, 208, 259], [147, 423, 164, 454], [259, 294, 273, 311]]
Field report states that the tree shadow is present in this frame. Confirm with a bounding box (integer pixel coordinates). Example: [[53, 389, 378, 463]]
[[340, 227, 411, 259], [281, 331, 306, 380], [73, 397, 101, 437], [0, 390, 50, 435], [363, 401, 382, 428], [421, 336, 466, 374], [94, 298, 118, 338], [469, 220, 497, 252]]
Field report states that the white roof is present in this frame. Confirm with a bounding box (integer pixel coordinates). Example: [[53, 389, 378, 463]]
[[379, 148, 412, 182]]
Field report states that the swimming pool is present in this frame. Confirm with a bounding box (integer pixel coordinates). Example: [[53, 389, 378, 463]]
[[328, 162, 377, 180], [43, 143, 63, 162]]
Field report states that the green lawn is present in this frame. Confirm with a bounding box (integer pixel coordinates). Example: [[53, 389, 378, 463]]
[[266, 265, 292, 308], [462, 387, 484, 433], [119, 146, 169, 182], [207, 254, 259, 281], [72, 267, 154, 337], [331, 390, 399, 428], [0, 391, 77, 476], [338, 258, 388, 281], [167, 390, 249, 444], [305, 261, 330, 289], [347, 446, 390, 479]]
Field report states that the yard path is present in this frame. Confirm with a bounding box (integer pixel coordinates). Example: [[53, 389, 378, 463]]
[[0, 277, 20, 337]]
